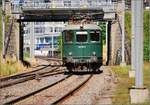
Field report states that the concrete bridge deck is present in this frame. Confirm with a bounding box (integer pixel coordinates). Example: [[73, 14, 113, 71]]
[[11, 0, 117, 21]]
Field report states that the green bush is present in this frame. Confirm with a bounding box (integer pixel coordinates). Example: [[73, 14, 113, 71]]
[[125, 10, 150, 61], [0, 8, 2, 51], [0, 8, 10, 51], [98, 22, 106, 44], [125, 11, 131, 44], [23, 52, 30, 60]]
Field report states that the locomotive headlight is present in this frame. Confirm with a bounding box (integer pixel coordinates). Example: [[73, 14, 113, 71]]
[[69, 52, 72, 56], [92, 52, 96, 56]]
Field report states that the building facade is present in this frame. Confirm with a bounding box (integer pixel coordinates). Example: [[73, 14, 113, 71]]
[[23, 22, 65, 57]]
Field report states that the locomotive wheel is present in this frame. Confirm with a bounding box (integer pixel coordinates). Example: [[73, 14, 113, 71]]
[[66, 63, 73, 72]]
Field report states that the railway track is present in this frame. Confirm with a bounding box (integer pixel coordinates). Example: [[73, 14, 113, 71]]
[[3, 74, 72, 105], [4, 75, 93, 105], [51, 74, 93, 105], [0, 58, 64, 88], [1, 57, 94, 105], [1, 62, 115, 105], [35, 56, 62, 62], [0, 64, 50, 81], [0, 57, 62, 81], [0, 67, 66, 88], [2, 74, 93, 105]]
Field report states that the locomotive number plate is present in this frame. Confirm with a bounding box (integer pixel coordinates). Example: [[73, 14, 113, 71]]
[[78, 46, 86, 48]]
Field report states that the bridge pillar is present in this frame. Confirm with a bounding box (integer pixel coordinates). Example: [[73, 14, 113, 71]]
[[30, 22, 35, 59], [106, 21, 111, 65], [120, 0, 126, 66], [19, 21, 24, 61], [2, 0, 6, 63], [52, 34, 54, 57], [14, 19, 20, 61]]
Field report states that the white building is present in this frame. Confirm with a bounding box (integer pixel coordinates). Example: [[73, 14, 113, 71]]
[[23, 22, 65, 57]]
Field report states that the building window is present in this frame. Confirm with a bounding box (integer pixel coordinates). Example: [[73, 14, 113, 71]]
[[64, 0, 71, 7], [49, 27, 53, 32], [34, 27, 45, 33], [54, 27, 63, 32], [53, 36, 58, 45], [45, 37, 51, 43], [24, 28, 30, 34], [40, 38, 44, 44], [34, 22, 45, 25], [54, 27, 58, 32], [37, 38, 40, 44], [59, 27, 62, 32]]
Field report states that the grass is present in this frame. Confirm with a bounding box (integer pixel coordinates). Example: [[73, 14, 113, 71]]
[[23, 52, 30, 60], [112, 63, 150, 105], [0, 53, 26, 77]]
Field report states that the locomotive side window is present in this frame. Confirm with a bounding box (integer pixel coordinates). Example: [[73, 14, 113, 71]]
[[76, 31, 88, 42], [64, 31, 74, 42], [90, 31, 100, 42]]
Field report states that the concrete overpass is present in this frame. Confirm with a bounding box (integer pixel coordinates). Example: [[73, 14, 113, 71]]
[[12, 0, 117, 21]]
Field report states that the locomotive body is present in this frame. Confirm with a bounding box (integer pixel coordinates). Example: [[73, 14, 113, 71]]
[[62, 24, 103, 71]]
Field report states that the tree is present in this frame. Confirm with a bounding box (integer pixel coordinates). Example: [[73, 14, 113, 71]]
[[57, 34, 62, 58], [98, 22, 106, 44], [0, 0, 2, 5]]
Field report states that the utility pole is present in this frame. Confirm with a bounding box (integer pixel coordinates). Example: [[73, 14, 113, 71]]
[[130, 1, 148, 104], [2, 0, 6, 63], [129, 0, 136, 78], [120, 0, 126, 66], [134, 0, 144, 88]]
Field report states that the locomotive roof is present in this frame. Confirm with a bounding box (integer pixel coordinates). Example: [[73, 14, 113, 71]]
[[64, 24, 101, 30]]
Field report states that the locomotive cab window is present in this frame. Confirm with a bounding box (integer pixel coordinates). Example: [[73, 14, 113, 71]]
[[64, 31, 74, 42], [76, 31, 88, 42], [90, 31, 100, 42]]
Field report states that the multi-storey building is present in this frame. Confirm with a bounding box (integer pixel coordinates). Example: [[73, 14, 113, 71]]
[[23, 22, 65, 57]]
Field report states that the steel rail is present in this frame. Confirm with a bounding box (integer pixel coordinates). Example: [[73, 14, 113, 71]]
[[0, 57, 62, 81], [0, 64, 51, 81], [3, 75, 72, 105], [0, 67, 65, 88], [51, 74, 93, 105]]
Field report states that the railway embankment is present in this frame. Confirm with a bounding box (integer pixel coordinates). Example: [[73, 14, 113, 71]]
[[0, 58, 47, 77], [0, 66, 117, 105], [111, 62, 150, 105]]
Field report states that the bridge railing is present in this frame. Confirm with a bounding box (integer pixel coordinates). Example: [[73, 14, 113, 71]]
[[12, 1, 117, 14]]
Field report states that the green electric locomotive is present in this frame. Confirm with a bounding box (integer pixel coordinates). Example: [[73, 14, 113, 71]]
[[62, 23, 103, 71]]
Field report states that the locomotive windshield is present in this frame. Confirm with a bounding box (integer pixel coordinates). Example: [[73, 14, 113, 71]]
[[64, 30, 74, 42], [90, 31, 100, 42], [76, 31, 88, 42]]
